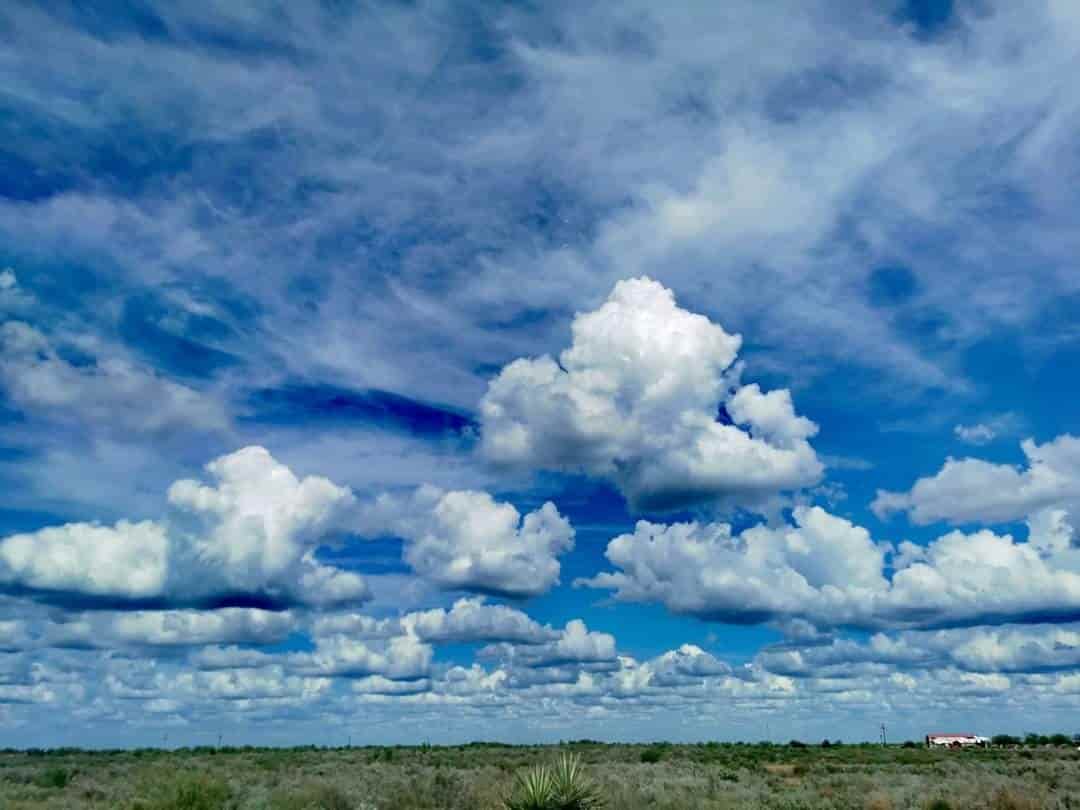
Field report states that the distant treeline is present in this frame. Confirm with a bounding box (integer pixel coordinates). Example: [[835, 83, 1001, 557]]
[[0, 735, 1077, 755]]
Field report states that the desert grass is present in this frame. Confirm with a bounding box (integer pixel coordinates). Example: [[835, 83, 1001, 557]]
[[0, 742, 1077, 809]]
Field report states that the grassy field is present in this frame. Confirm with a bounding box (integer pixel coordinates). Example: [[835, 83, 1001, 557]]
[[0, 741, 1078, 810]]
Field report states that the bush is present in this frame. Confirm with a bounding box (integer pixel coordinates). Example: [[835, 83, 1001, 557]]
[[504, 753, 603, 810], [639, 747, 666, 764], [33, 766, 72, 789], [129, 771, 234, 810], [270, 783, 354, 810]]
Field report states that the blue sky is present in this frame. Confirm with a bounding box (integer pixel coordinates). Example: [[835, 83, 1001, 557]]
[[1, 0, 1080, 747]]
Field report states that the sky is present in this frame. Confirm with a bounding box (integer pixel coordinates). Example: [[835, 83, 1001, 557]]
[[1, 0, 1080, 748]]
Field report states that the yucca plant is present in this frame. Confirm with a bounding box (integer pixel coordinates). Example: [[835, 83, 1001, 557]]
[[504, 753, 604, 810]]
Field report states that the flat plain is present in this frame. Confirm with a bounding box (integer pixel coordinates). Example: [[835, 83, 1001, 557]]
[[1, 742, 1077, 810]]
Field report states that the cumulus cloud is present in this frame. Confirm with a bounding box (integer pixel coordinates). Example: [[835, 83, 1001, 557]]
[[479, 619, 617, 669], [479, 277, 822, 512], [402, 597, 557, 645], [872, 434, 1080, 525], [0, 321, 227, 433], [757, 623, 1080, 678], [360, 486, 574, 598], [581, 504, 1080, 631], [0, 447, 368, 609], [290, 634, 433, 681], [580, 506, 887, 627], [45, 609, 296, 649], [0, 520, 169, 603]]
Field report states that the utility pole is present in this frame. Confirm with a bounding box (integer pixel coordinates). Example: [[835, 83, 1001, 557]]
[[880, 724, 887, 747]]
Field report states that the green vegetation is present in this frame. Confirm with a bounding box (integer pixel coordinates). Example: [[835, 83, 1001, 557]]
[[0, 740, 1077, 809], [504, 753, 602, 810]]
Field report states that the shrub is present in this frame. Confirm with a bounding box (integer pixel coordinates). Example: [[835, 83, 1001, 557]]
[[640, 747, 665, 764], [270, 783, 354, 810], [33, 766, 72, 789], [504, 753, 603, 810], [990, 787, 1042, 810], [129, 771, 234, 810]]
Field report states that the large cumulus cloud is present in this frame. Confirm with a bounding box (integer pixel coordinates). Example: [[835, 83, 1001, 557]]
[[479, 277, 822, 512], [0, 446, 368, 609], [359, 486, 575, 598], [580, 505, 1080, 630]]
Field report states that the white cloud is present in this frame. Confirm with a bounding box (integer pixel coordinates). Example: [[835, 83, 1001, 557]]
[[480, 619, 616, 668], [192, 646, 275, 670], [582, 504, 1080, 630], [757, 623, 1080, 678], [351, 675, 431, 696], [580, 506, 887, 627], [0, 269, 15, 290], [0, 321, 227, 434], [954, 412, 1021, 445], [402, 597, 557, 645], [479, 277, 822, 512], [0, 447, 368, 609], [0, 521, 169, 602], [43, 609, 296, 648], [361, 486, 574, 597], [873, 434, 1080, 525], [290, 634, 433, 681]]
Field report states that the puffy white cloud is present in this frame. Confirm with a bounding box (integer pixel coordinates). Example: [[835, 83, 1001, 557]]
[[647, 644, 733, 687], [886, 525, 1080, 627], [0, 447, 368, 609], [479, 277, 822, 512], [0, 520, 169, 602], [0, 269, 15, 290], [192, 646, 275, 670], [757, 624, 1080, 679], [351, 675, 431, 696], [104, 609, 296, 648], [290, 634, 432, 681], [402, 597, 557, 645], [582, 505, 1080, 630], [39, 609, 295, 649], [166, 446, 363, 603], [580, 506, 887, 627], [361, 486, 574, 598], [873, 434, 1080, 525], [0, 321, 226, 433], [480, 619, 617, 669]]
